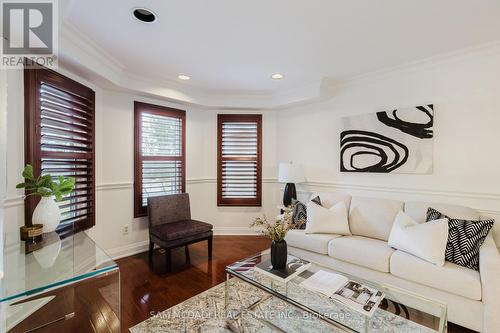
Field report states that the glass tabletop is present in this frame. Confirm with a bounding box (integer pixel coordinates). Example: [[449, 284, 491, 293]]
[[1, 230, 117, 303], [226, 250, 447, 333]]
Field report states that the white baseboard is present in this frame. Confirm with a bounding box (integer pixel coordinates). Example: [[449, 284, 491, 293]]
[[105, 228, 259, 260], [105, 240, 150, 260]]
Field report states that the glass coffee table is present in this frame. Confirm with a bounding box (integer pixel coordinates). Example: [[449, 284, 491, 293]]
[[225, 250, 447, 333]]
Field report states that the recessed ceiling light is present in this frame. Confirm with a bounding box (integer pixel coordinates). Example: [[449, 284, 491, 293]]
[[271, 73, 284, 80], [177, 74, 191, 80], [132, 8, 157, 23]]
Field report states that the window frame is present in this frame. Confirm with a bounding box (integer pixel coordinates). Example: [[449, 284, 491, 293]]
[[217, 114, 262, 207], [24, 66, 96, 232], [134, 101, 186, 217]]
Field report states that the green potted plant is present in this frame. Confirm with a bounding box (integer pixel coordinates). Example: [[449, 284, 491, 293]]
[[250, 207, 304, 269], [16, 165, 75, 232]]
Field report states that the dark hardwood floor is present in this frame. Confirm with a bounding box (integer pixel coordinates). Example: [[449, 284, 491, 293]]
[[117, 236, 271, 332], [117, 235, 475, 333]]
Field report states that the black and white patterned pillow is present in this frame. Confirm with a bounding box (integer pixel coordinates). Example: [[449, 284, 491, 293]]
[[311, 196, 322, 206], [291, 196, 322, 229], [426, 207, 495, 271]]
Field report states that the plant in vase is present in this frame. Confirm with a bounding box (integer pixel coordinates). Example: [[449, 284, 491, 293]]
[[250, 207, 304, 269], [16, 165, 75, 232]]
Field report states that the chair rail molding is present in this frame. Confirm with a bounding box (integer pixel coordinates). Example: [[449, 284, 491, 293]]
[[4, 196, 24, 208], [95, 178, 278, 191], [301, 180, 500, 201], [284, 180, 500, 217]]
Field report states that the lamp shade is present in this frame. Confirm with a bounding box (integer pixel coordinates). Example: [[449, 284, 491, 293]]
[[278, 162, 305, 183]]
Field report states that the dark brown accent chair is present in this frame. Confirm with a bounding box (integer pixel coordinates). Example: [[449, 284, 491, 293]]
[[148, 193, 213, 272]]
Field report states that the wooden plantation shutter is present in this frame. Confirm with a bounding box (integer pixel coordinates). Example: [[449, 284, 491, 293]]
[[217, 114, 262, 206], [134, 102, 186, 217], [24, 66, 96, 231]]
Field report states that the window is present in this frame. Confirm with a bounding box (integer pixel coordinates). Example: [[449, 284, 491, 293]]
[[134, 102, 186, 217], [217, 114, 262, 206], [24, 66, 96, 232]]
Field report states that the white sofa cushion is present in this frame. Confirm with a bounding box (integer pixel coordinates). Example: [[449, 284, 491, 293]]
[[388, 211, 449, 266], [349, 196, 404, 241], [404, 201, 479, 223], [285, 230, 341, 255], [309, 192, 352, 210], [306, 201, 351, 235], [328, 236, 395, 273], [390, 250, 482, 301]]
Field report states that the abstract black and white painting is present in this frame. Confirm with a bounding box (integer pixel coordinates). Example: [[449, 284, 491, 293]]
[[340, 104, 434, 174]]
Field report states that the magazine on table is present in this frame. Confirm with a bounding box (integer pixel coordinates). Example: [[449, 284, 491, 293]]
[[254, 255, 312, 282], [300, 270, 385, 317]]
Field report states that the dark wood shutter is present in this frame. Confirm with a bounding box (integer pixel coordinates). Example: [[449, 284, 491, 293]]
[[134, 102, 186, 217], [24, 66, 96, 232], [217, 114, 262, 206]]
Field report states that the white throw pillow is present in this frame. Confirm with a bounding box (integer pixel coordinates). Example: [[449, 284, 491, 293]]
[[388, 211, 449, 266], [305, 201, 351, 235]]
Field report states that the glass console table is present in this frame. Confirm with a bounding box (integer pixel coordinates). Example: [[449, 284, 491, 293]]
[[1, 230, 120, 332]]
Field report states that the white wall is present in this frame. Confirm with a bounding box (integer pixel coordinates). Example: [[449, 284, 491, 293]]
[[4, 69, 24, 234], [3, 70, 279, 258], [0, 68, 7, 276], [276, 46, 500, 245], [4, 43, 500, 257], [87, 91, 279, 258]]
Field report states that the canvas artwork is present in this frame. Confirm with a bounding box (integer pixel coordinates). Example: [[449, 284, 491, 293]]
[[340, 104, 434, 174]]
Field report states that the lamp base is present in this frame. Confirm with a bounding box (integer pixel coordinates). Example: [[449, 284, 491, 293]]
[[283, 183, 297, 207]]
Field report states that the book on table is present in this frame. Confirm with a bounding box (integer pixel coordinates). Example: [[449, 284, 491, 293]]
[[254, 255, 312, 282], [300, 270, 385, 317]]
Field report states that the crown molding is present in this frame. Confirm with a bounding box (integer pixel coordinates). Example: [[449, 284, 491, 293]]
[[57, 21, 500, 109], [329, 40, 500, 91], [56, 22, 330, 109]]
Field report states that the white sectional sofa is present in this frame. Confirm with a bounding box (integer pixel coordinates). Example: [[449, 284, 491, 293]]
[[285, 192, 500, 332]]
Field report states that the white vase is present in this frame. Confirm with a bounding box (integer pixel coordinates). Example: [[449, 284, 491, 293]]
[[33, 237, 62, 268], [32, 196, 61, 232]]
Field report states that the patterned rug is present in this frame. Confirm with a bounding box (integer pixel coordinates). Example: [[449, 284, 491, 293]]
[[129, 278, 437, 333]]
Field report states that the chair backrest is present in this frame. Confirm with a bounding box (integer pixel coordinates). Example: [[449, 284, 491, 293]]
[[148, 193, 191, 227]]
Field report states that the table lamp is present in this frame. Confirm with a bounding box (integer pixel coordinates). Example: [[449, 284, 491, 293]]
[[278, 162, 305, 207]]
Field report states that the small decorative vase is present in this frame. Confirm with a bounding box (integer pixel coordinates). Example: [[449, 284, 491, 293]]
[[271, 240, 287, 270], [32, 196, 61, 233]]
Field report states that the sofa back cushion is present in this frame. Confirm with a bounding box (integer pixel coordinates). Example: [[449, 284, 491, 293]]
[[309, 192, 352, 211], [349, 196, 404, 241], [404, 201, 479, 223]]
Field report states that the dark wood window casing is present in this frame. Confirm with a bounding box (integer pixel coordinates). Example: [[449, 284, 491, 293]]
[[217, 114, 262, 207], [134, 102, 186, 217], [24, 66, 96, 232]]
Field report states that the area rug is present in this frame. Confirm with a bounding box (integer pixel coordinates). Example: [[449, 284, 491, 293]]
[[129, 278, 437, 333]]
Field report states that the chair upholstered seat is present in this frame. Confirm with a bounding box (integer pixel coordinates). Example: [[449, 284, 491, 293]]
[[148, 193, 213, 272], [150, 219, 213, 241]]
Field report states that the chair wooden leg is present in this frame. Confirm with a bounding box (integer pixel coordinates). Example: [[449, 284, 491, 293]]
[[165, 248, 172, 272], [208, 236, 213, 259], [148, 241, 154, 260], [185, 245, 190, 263]]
